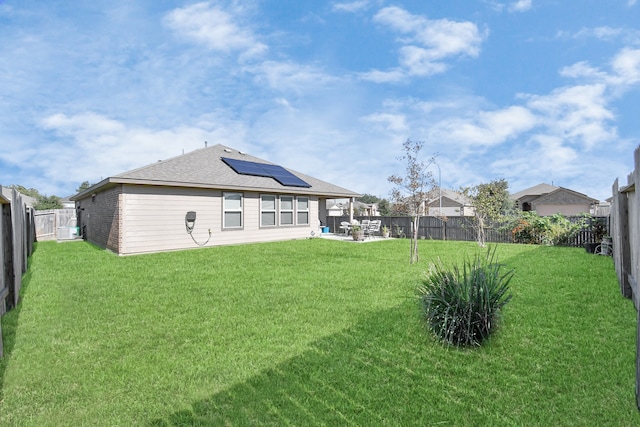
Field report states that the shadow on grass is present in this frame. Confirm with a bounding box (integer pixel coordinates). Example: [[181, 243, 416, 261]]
[[148, 244, 637, 426], [148, 300, 435, 426], [146, 246, 536, 426]]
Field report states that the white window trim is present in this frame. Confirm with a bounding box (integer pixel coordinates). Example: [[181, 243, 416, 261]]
[[296, 196, 310, 225], [260, 194, 277, 227], [280, 196, 294, 226], [223, 192, 243, 229]]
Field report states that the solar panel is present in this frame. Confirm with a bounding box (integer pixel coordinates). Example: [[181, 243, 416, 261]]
[[222, 157, 311, 188]]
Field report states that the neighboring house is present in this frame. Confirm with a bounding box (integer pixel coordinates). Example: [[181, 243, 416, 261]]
[[327, 203, 344, 217], [354, 201, 378, 216], [426, 188, 475, 217], [510, 183, 598, 216], [71, 144, 360, 255], [60, 197, 75, 209], [325, 199, 378, 217]]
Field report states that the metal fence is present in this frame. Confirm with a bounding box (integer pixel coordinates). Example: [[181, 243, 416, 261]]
[[326, 215, 604, 247]]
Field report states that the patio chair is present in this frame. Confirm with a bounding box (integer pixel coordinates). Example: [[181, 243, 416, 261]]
[[364, 220, 381, 238], [339, 221, 351, 235]]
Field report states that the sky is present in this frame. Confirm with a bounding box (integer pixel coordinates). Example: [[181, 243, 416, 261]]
[[1, 0, 640, 202]]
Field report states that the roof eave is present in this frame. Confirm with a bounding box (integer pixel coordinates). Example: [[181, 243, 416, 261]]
[[70, 177, 361, 200]]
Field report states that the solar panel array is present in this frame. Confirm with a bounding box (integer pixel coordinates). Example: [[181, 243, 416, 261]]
[[221, 157, 312, 188]]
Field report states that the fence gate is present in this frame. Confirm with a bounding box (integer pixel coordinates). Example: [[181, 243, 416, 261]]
[[34, 209, 78, 241]]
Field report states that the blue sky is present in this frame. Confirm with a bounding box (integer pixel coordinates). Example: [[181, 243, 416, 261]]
[[1, 0, 639, 202]]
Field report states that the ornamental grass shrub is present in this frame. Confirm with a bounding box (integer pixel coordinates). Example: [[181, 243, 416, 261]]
[[418, 247, 514, 346]]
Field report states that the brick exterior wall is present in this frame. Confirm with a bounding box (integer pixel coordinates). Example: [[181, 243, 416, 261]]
[[77, 185, 122, 253]]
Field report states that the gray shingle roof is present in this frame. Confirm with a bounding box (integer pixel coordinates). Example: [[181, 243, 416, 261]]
[[510, 183, 559, 200], [73, 144, 360, 199]]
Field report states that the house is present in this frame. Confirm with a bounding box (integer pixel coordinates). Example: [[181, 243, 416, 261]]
[[354, 201, 378, 216], [327, 203, 345, 217], [426, 188, 475, 217], [510, 183, 598, 216], [71, 144, 360, 255]]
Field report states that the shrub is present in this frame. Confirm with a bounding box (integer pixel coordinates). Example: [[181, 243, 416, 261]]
[[510, 212, 585, 246], [418, 247, 514, 346]]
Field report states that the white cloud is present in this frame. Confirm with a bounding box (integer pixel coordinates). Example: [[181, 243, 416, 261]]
[[332, 1, 371, 13], [610, 47, 640, 86], [491, 135, 580, 184], [629, 0, 637, 6], [361, 6, 485, 82], [559, 61, 608, 80], [361, 112, 408, 133], [557, 26, 624, 41], [247, 60, 339, 93], [485, 0, 532, 13], [525, 84, 615, 149], [508, 0, 532, 12], [164, 1, 267, 57], [35, 111, 245, 190], [357, 68, 406, 83], [432, 106, 537, 147], [559, 48, 640, 89]]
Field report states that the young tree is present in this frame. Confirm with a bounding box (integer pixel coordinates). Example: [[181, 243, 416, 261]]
[[8, 184, 40, 199], [464, 179, 511, 247], [34, 194, 63, 210], [76, 181, 92, 193], [357, 193, 380, 204], [377, 198, 392, 216], [388, 139, 437, 264], [9, 184, 63, 210]]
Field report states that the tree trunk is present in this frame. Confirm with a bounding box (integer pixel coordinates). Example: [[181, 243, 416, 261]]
[[411, 215, 420, 264], [477, 216, 486, 247]]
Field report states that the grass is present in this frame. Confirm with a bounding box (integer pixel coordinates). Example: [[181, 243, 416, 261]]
[[0, 238, 637, 426]]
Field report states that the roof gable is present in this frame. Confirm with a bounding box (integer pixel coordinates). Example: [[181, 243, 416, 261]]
[[510, 183, 559, 201], [427, 189, 472, 207], [534, 187, 598, 205]]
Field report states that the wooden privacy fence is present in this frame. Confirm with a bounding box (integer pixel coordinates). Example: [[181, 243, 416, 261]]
[[1, 187, 36, 358], [327, 215, 604, 247], [34, 209, 78, 241], [609, 145, 640, 409]]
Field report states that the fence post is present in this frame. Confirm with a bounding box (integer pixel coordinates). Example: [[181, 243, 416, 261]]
[[612, 179, 632, 298]]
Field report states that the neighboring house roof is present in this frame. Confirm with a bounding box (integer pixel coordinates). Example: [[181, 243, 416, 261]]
[[511, 183, 598, 205], [510, 183, 559, 201], [427, 188, 472, 207], [71, 144, 360, 200], [532, 187, 598, 205]]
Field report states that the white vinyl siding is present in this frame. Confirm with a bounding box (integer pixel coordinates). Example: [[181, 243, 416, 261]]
[[117, 186, 319, 255], [297, 197, 309, 225], [261, 195, 276, 227], [224, 192, 243, 228], [280, 196, 294, 226]]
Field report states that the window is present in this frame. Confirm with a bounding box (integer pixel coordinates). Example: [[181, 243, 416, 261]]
[[261, 195, 276, 227], [297, 197, 309, 225], [280, 196, 294, 226], [223, 192, 243, 228]]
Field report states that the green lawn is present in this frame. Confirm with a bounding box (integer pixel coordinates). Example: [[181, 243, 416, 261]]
[[0, 238, 637, 426]]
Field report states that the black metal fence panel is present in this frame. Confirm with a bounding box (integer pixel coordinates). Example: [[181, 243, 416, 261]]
[[327, 215, 607, 247]]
